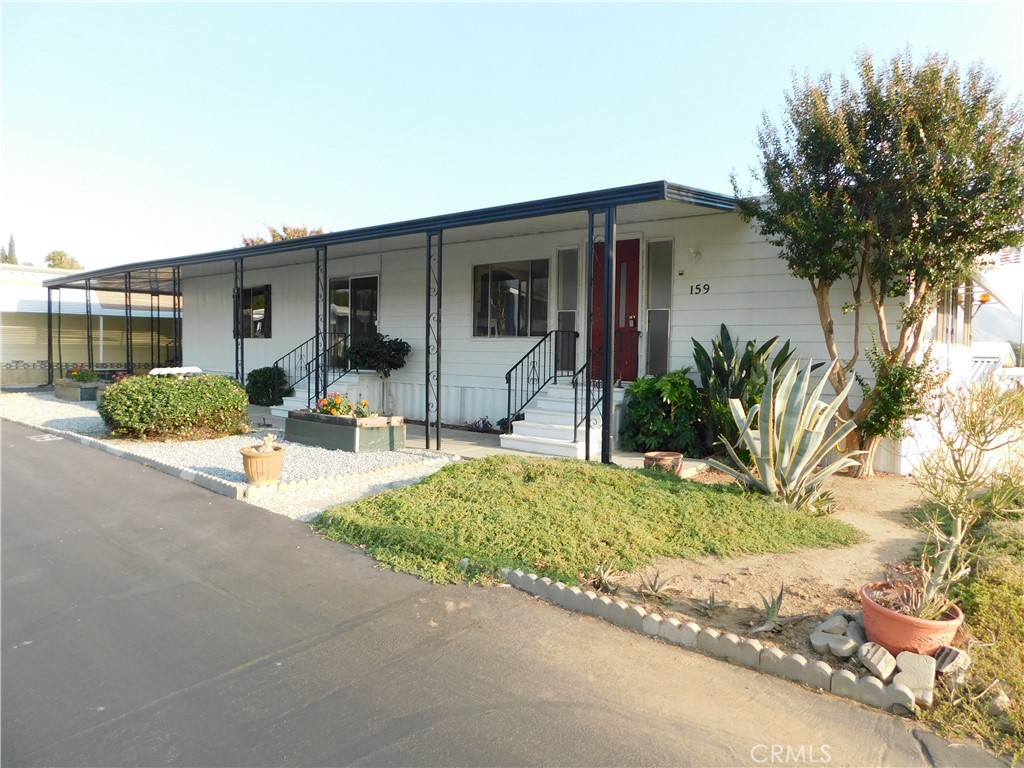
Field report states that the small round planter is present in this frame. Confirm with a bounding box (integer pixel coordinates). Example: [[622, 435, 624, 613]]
[[240, 445, 285, 485], [859, 581, 964, 656], [643, 451, 684, 477]]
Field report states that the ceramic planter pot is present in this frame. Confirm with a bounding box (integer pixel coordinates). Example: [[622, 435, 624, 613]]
[[643, 451, 684, 477], [240, 445, 285, 485], [859, 581, 964, 656]]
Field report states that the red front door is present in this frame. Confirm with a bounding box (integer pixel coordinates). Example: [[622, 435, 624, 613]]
[[591, 238, 640, 382]]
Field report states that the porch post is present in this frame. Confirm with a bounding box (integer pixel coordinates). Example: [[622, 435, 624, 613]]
[[150, 292, 157, 367], [85, 278, 94, 370], [601, 207, 617, 464], [424, 230, 443, 450], [233, 259, 243, 382], [173, 267, 182, 365], [584, 211, 596, 459], [315, 246, 328, 404], [46, 288, 54, 385], [125, 273, 134, 373]]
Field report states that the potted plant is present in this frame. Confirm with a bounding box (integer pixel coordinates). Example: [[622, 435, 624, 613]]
[[55, 364, 104, 402], [285, 393, 405, 452], [860, 379, 1024, 655], [240, 433, 286, 485], [343, 334, 411, 415]]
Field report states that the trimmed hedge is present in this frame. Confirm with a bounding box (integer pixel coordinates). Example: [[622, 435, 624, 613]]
[[98, 374, 249, 439], [245, 366, 293, 406]]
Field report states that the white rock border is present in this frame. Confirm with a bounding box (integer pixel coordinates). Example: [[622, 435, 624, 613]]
[[502, 568, 917, 716]]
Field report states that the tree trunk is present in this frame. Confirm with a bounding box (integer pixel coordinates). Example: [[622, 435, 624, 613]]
[[849, 431, 882, 478]]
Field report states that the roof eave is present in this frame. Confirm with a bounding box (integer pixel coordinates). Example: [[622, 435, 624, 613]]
[[44, 180, 738, 289]]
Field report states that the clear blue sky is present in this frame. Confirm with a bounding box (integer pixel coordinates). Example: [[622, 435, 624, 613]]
[[2, 1, 1022, 271]]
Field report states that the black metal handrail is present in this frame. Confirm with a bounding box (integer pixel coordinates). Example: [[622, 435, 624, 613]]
[[572, 354, 605, 444], [271, 331, 350, 407], [504, 330, 578, 433]]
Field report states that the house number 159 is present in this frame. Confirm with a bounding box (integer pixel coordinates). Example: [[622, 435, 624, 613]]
[[689, 283, 711, 295]]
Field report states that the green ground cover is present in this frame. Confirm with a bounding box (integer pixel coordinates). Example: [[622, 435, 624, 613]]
[[311, 455, 861, 585]]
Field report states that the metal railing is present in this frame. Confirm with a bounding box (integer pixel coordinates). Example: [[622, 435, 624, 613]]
[[572, 353, 605, 443], [504, 330, 578, 433], [271, 331, 350, 407]]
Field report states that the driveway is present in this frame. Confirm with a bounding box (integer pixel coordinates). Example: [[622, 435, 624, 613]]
[[1, 420, 1001, 767]]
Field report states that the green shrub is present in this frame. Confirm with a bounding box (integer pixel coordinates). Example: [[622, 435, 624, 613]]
[[98, 374, 249, 439], [343, 334, 411, 378], [620, 369, 702, 456], [692, 324, 793, 454], [245, 366, 294, 406]]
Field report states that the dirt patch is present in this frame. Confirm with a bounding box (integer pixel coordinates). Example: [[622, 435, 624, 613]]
[[612, 470, 924, 666]]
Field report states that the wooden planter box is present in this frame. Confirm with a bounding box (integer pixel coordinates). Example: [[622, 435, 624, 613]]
[[55, 380, 105, 402], [285, 411, 406, 452]]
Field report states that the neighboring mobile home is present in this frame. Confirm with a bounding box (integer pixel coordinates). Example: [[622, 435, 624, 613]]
[[42, 181, 1016, 468]]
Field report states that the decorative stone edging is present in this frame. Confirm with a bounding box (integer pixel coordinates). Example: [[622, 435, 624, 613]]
[[502, 568, 917, 716]]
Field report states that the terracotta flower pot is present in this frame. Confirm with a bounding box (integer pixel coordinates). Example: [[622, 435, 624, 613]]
[[240, 445, 285, 485], [643, 451, 684, 477], [859, 582, 964, 656]]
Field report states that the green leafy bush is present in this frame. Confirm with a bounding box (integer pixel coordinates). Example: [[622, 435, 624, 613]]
[[344, 334, 411, 378], [620, 369, 702, 456], [98, 374, 249, 439], [245, 366, 294, 406], [692, 324, 793, 453]]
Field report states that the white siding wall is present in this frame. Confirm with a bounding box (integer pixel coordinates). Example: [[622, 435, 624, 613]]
[[181, 209, 893, 426]]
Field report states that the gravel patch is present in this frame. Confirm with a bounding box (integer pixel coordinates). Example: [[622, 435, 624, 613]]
[[1, 392, 456, 521]]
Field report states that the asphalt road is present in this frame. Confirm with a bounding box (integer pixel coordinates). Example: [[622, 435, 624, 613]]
[[0, 420, 1003, 767]]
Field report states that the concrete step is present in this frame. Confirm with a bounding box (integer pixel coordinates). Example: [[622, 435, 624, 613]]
[[512, 421, 584, 441], [270, 394, 311, 418], [498, 433, 595, 459]]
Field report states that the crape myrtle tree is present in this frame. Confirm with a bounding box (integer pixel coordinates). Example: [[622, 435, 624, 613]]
[[733, 51, 1024, 477], [241, 224, 324, 246]]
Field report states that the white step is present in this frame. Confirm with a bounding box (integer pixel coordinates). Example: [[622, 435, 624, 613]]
[[270, 393, 312, 418], [512, 421, 595, 441], [499, 433, 597, 459], [520, 407, 579, 427]]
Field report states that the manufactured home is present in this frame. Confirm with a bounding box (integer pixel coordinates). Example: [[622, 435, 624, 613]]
[[42, 181, 1017, 469]]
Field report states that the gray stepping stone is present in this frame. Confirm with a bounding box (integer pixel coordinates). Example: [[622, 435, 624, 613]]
[[810, 629, 859, 658], [858, 642, 896, 681], [816, 613, 849, 635], [844, 620, 866, 645], [934, 646, 972, 677], [894, 651, 937, 708]]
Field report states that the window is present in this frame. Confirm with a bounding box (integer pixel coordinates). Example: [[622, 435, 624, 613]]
[[645, 241, 672, 375], [473, 259, 549, 337], [236, 285, 271, 338], [329, 276, 378, 343]]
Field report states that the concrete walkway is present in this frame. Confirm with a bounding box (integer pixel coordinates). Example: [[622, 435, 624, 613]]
[[251, 403, 709, 473]]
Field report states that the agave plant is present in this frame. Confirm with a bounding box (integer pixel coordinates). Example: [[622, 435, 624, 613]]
[[707, 359, 864, 511]]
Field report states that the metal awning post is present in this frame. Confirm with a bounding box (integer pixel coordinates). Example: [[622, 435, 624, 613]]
[[85, 278, 94, 370], [601, 207, 617, 464], [425, 231, 443, 450], [46, 288, 54, 385], [172, 266, 182, 365], [233, 259, 243, 382], [124, 273, 134, 373], [315, 246, 328, 404], [584, 211, 596, 460]]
